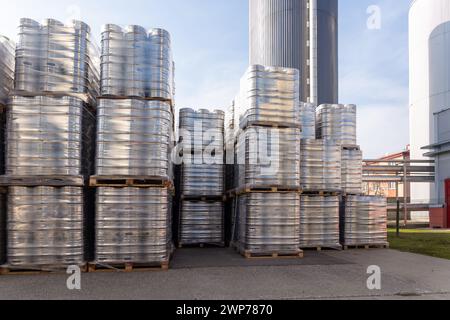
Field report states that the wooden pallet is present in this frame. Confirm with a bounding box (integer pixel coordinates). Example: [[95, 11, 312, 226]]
[[0, 264, 88, 275], [89, 176, 173, 188], [178, 242, 226, 249], [11, 91, 95, 105], [0, 175, 86, 187], [181, 195, 226, 202], [87, 262, 169, 273], [241, 120, 301, 130], [343, 243, 390, 250], [97, 95, 174, 107], [300, 190, 342, 196], [241, 250, 304, 260], [300, 245, 343, 252], [235, 185, 302, 195], [342, 145, 361, 151]]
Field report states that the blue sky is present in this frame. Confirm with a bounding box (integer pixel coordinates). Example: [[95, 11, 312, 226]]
[[0, 0, 411, 158]]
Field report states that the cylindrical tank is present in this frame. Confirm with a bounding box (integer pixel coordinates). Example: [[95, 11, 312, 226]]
[[316, 0, 338, 105], [409, 0, 450, 203], [249, 0, 338, 104], [249, 0, 309, 101]]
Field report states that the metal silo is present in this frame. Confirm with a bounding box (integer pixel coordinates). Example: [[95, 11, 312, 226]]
[[409, 0, 450, 204], [249, 0, 338, 105]]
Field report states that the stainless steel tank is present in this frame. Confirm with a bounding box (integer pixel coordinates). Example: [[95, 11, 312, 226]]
[[249, 0, 309, 101], [341, 148, 363, 194], [236, 127, 301, 188], [101, 24, 174, 101], [14, 18, 100, 104], [316, 0, 339, 105], [95, 187, 172, 264], [342, 196, 388, 246], [300, 195, 340, 248], [249, 0, 338, 104], [237, 192, 301, 254], [235, 65, 301, 131], [300, 139, 341, 191], [179, 201, 224, 246], [7, 186, 84, 267], [6, 95, 95, 176], [316, 104, 357, 146], [0, 36, 15, 105], [300, 102, 316, 140], [96, 99, 173, 177]]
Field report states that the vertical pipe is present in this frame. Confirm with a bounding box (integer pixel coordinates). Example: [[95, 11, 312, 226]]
[[309, 0, 318, 105]]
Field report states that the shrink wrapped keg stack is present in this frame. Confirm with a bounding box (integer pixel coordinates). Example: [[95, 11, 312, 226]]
[[231, 65, 303, 258], [0, 35, 14, 264], [341, 195, 389, 248], [0, 19, 99, 271], [177, 108, 225, 247], [226, 66, 388, 254], [91, 24, 175, 270]]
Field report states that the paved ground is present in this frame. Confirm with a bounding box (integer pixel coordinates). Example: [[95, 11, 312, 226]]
[[1, 248, 450, 300]]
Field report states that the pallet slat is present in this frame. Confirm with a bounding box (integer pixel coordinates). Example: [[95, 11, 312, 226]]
[[0, 264, 88, 275], [87, 262, 169, 273], [343, 243, 390, 250], [89, 176, 173, 188], [0, 175, 85, 187]]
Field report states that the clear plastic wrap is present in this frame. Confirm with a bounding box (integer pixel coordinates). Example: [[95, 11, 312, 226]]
[[6, 95, 95, 176], [316, 104, 357, 146], [14, 18, 100, 104], [7, 186, 84, 267], [179, 201, 224, 246], [300, 139, 341, 191], [101, 25, 174, 101], [96, 99, 173, 178], [341, 148, 363, 194], [237, 193, 300, 254], [0, 36, 15, 105], [342, 196, 388, 246], [95, 187, 172, 264], [236, 127, 301, 188], [235, 65, 301, 131], [300, 195, 340, 248]]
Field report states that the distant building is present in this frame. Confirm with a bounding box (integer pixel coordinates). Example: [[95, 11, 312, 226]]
[[364, 147, 411, 201]]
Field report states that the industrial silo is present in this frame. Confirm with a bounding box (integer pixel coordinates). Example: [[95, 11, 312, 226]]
[[409, 0, 450, 204], [249, 0, 338, 105]]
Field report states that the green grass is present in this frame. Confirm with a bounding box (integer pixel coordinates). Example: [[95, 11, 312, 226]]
[[388, 229, 450, 260]]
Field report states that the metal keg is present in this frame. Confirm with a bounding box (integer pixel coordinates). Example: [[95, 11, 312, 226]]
[[316, 104, 357, 146], [96, 99, 173, 177], [6, 95, 95, 176], [100, 24, 173, 100], [300, 139, 341, 191], [236, 65, 301, 129], [236, 127, 301, 188], [300, 196, 340, 248], [179, 201, 224, 245], [341, 148, 363, 194], [299, 102, 316, 140], [237, 193, 300, 254], [0, 36, 15, 105], [343, 196, 388, 246], [7, 186, 84, 267], [95, 187, 172, 264], [14, 18, 100, 102]]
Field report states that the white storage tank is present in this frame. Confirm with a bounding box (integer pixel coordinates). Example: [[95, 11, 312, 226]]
[[409, 0, 450, 204]]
